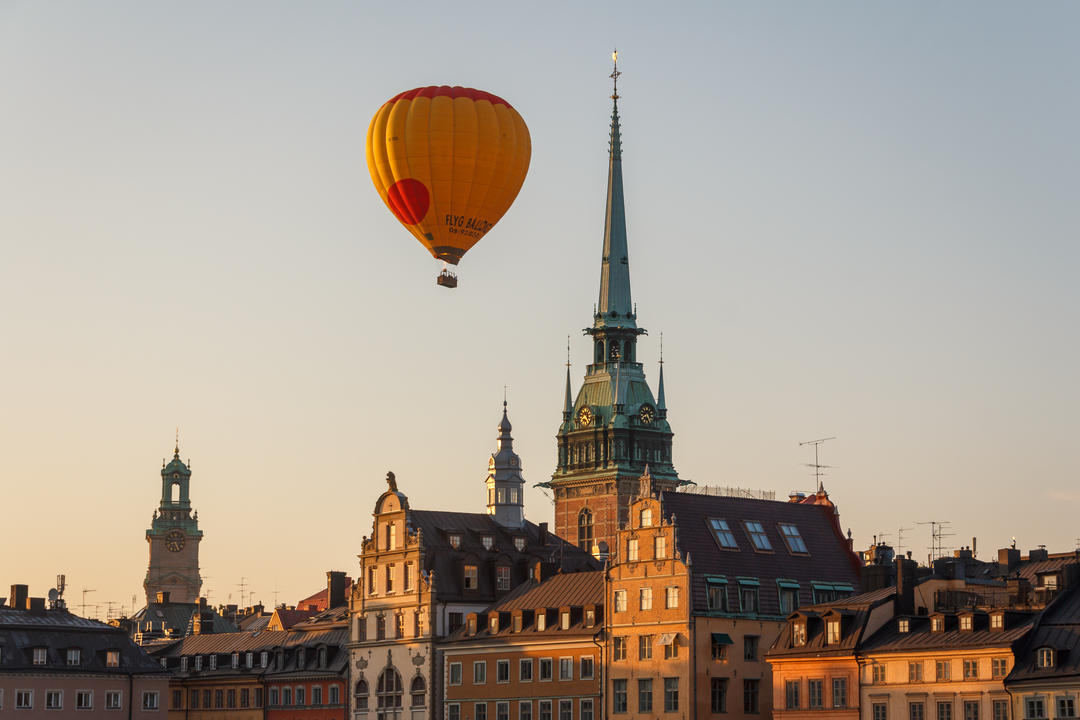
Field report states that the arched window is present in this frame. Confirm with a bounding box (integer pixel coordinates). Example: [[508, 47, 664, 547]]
[[410, 676, 426, 707], [624, 340, 633, 362], [594, 340, 603, 364], [376, 668, 403, 718], [354, 677, 369, 710], [171, 482, 181, 503], [578, 509, 594, 552]]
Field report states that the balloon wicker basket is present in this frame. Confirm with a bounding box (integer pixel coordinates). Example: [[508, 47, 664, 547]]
[[437, 268, 458, 288]]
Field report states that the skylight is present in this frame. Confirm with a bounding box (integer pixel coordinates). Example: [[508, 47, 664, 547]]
[[778, 523, 808, 554], [744, 521, 772, 551], [709, 519, 738, 549]]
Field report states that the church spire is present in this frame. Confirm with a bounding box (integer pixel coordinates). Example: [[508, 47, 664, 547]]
[[657, 335, 667, 416], [596, 50, 635, 327], [563, 338, 573, 421]]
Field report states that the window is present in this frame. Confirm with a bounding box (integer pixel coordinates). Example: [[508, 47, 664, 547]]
[[933, 617, 944, 632], [142, 692, 159, 711], [204, 690, 212, 709], [613, 587, 630, 613], [180, 656, 188, 672], [992, 658, 1008, 678], [67, 648, 81, 665], [16, 690, 34, 709], [965, 701, 980, 720], [368, 566, 377, 594], [449, 704, 461, 720], [497, 702, 510, 720], [449, 662, 462, 685], [991, 614, 1004, 630], [936, 660, 952, 681], [664, 633, 680, 659], [242, 688, 251, 707], [744, 521, 772, 550], [376, 614, 386, 640], [639, 678, 654, 712], [329, 686, 339, 705], [744, 635, 759, 661], [539, 700, 552, 720], [939, 702, 954, 720], [961, 615, 973, 631], [514, 536, 526, 552], [47, 690, 63, 709], [655, 535, 667, 558], [909, 661, 924, 681], [231, 651, 239, 668], [964, 659, 979, 680], [613, 679, 628, 713], [449, 534, 461, 549], [740, 585, 759, 613], [580, 656, 594, 679], [744, 679, 760, 714], [899, 618, 911, 632], [33, 647, 47, 665], [640, 586, 653, 610], [77, 690, 93, 710], [225, 689, 236, 708], [105, 692, 121, 710], [874, 704, 889, 720], [778, 523, 808, 553], [216, 689, 224, 708], [474, 661, 487, 684], [993, 700, 1008, 720], [912, 702, 926, 720], [1037, 648, 1055, 668], [559, 700, 572, 720], [464, 565, 478, 590], [261, 651, 268, 667], [808, 679, 823, 709], [641, 507, 653, 527], [245, 651, 253, 668], [539, 658, 553, 681], [386, 564, 395, 593], [482, 536, 494, 551], [793, 622, 807, 646], [710, 518, 738, 548], [664, 677, 680, 712], [585, 608, 595, 627], [628, 538, 639, 561], [354, 678, 369, 710], [210, 654, 217, 670], [1026, 698, 1046, 720], [376, 668, 403, 713], [780, 586, 799, 614], [640, 634, 653, 660], [708, 582, 728, 612], [270, 688, 280, 707], [712, 678, 728, 713], [106, 649, 120, 668], [476, 703, 488, 720], [513, 614, 522, 632], [666, 586, 679, 609], [497, 566, 511, 591], [832, 678, 847, 708], [827, 618, 841, 644], [404, 561, 413, 591], [1058, 699, 1076, 719], [559, 657, 573, 681], [520, 701, 532, 720], [496, 659, 509, 683], [396, 613, 406, 638], [873, 664, 887, 683], [786, 680, 800, 709], [560, 611, 570, 630], [712, 634, 729, 660], [578, 509, 594, 552], [613, 637, 627, 661]]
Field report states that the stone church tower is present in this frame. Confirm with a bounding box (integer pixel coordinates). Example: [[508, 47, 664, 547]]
[[547, 58, 681, 555], [144, 439, 203, 604]]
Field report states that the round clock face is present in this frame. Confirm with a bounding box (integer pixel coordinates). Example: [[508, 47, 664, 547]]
[[609, 344, 620, 361], [576, 406, 594, 428], [164, 530, 185, 553], [639, 404, 656, 424]]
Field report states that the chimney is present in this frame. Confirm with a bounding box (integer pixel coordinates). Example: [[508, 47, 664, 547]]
[[896, 556, 916, 615], [156, 591, 170, 604], [198, 596, 207, 610], [28, 597, 47, 614], [327, 571, 347, 609], [999, 547, 1021, 572], [1029, 548, 1049, 563], [591, 540, 609, 563], [9, 584, 28, 610], [538, 522, 548, 547]]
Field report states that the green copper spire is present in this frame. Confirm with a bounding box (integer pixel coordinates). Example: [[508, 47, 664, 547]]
[[596, 50, 636, 329]]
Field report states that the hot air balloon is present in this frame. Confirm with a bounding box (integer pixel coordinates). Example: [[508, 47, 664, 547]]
[[366, 86, 531, 288]]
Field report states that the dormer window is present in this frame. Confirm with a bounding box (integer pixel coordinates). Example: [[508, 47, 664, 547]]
[[231, 652, 239, 668], [1042, 574, 1059, 589], [260, 651, 268, 668], [932, 617, 944, 633], [467, 616, 477, 635], [449, 534, 462, 549], [490, 615, 499, 633], [585, 608, 596, 628], [297, 648, 306, 667], [991, 613, 1004, 630], [898, 619, 910, 633], [464, 565, 478, 590], [793, 622, 807, 646], [514, 536, 526, 552], [482, 536, 494, 551], [245, 652, 253, 668], [513, 615, 522, 633], [209, 654, 217, 670], [536, 612, 546, 631], [195, 656, 203, 671], [960, 615, 973, 631], [1036, 647, 1055, 669], [744, 521, 773, 551], [66, 648, 81, 666], [181, 656, 189, 672], [560, 611, 570, 630], [826, 618, 841, 644], [33, 647, 47, 665], [640, 507, 653, 527]]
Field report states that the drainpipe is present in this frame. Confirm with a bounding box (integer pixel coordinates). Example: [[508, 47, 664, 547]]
[[855, 654, 867, 720], [593, 557, 608, 720], [128, 673, 133, 720]]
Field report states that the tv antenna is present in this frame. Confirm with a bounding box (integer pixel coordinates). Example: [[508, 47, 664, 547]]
[[897, 526, 912, 558], [237, 577, 250, 607], [917, 520, 954, 560], [80, 588, 96, 617], [799, 437, 836, 491]]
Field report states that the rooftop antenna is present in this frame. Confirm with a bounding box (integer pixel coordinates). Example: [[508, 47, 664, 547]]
[[917, 520, 955, 560], [237, 577, 248, 607], [80, 588, 95, 618], [799, 437, 836, 491], [897, 526, 912, 558]]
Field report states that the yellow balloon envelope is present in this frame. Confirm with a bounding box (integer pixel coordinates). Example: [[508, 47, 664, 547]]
[[366, 86, 531, 286]]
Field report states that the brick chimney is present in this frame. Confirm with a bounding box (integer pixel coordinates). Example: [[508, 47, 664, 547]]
[[327, 571, 347, 609], [538, 522, 548, 547], [156, 591, 170, 604], [895, 556, 917, 615], [999, 547, 1021, 572], [9, 584, 28, 610]]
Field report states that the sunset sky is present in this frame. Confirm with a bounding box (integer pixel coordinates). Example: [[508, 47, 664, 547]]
[[1, 1, 1077, 617]]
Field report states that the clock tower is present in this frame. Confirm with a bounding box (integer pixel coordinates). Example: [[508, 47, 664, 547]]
[[547, 55, 681, 555], [144, 439, 203, 605]]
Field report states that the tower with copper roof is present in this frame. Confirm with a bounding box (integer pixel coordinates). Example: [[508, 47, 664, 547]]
[[546, 53, 680, 554], [144, 436, 203, 605], [485, 400, 526, 528]]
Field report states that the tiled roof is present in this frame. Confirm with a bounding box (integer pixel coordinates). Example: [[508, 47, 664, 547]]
[[660, 491, 861, 617], [162, 630, 288, 655], [131, 602, 237, 636], [768, 587, 896, 658], [1008, 584, 1080, 683], [862, 613, 1034, 653], [269, 608, 318, 630], [296, 578, 353, 612]]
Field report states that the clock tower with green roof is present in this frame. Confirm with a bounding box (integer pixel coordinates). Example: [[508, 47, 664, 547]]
[[144, 438, 203, 605], [547, 55, 681, 556]]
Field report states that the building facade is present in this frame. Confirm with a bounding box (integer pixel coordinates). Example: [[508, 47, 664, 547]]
[[145, 439, 204, 605]]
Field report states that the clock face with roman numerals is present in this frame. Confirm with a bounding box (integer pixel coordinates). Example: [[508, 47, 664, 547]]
[[639, 404, 656, 424], [165, 530, 185, 552], [577, 406, 594, 428]]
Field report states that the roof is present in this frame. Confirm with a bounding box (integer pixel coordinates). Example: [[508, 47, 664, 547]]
[[152, 627, 349, 679], [1008, 584, 1080, 684], [768, 587, 897, 658], [0, 607, 165, 675], [660, 491, 861, 618], [131, 601, 237, 638], [268, 608, 318, 630], [296, 577, 353, 612], [862, 612, 1034, 654]]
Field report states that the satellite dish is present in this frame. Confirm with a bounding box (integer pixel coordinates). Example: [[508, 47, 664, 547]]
[[48, 589, 58, 602]]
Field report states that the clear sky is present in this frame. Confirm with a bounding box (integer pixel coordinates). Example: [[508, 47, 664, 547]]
[[1, 1, 1077, 618]]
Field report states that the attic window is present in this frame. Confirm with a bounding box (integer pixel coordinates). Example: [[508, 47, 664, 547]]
[[778, 523, 808, 554], [33, 647, 47, 665], [464, 565, 478, 591], [561, 611, 571, 630], [640, 507, 653, 527], [709, 519, 739, 549], [536, 612, 546, 631], [960, 616, 973, 632], [1036, 647, 1055, 669], [449, 534, 462, 549], [898, 619, 910, 633], [990, 614, 1003, 630], [514, 537, 526, 552], [513, 615, 522, 633], [1041, 574, 1059, 590], [482, 536, 494, 551], [931, 617, 944, 633], [744, 521, 773, 551], [793, 621, 807, 646], [826, 618, 841, 644]]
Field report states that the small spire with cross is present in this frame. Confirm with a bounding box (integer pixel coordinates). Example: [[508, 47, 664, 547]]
[[610, 49, 621, 100]]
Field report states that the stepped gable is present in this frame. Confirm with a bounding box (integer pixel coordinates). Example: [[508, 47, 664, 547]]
[[661, 490, 862, 617]]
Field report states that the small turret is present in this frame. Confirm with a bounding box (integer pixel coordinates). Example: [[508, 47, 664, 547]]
[[485, 401, 525, 528]]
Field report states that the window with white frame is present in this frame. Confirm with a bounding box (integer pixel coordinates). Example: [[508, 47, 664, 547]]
[[497, 566, 511, 591], [960, 615, 973, 631], [66, 648, 81, 665], [640, 587, 652, 610], [655, 535, 667, 558], [640, 507, 653, 527], [520, 700, 532, 720], [666, 586, 679, 609], [1057, 698, 1075, 719], [539, 658, 553, 680], [580, 656, 594, 679], [16, 690, 33, 709], [827, 618, 841, 644], [581, 698, 594, 720], [448, 704, 461, 720], [963, 659, 979, 679], [497, 701, 510, 720], [514, 536, 526, 552], [142, 692, 159, 711], [497, 659, 509, 683], [560, 611, 570, 630], [474, 660, 487, 684], [519, 658, 533, 681], [449, 662, 462, 685], [1037, 648, 1055, 668], [1026, 698, 1046, 720], [209, 654, 217, 670], [46, 690, 63, 709], [559, 657, 573, 680], [76, 690, 92, 709], [627, 538, 639, 561], [105, 691, 121, 710], [33, 647, 47, 665]]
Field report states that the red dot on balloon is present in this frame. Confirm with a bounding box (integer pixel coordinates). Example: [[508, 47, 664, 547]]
[[386, 178, 430, 225]]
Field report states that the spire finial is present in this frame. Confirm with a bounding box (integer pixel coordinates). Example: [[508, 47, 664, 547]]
[[659, 332, 664, 365], [566, 335, 571, 368], [610, 49, 621, 100], [174, 428, 180, 457]]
